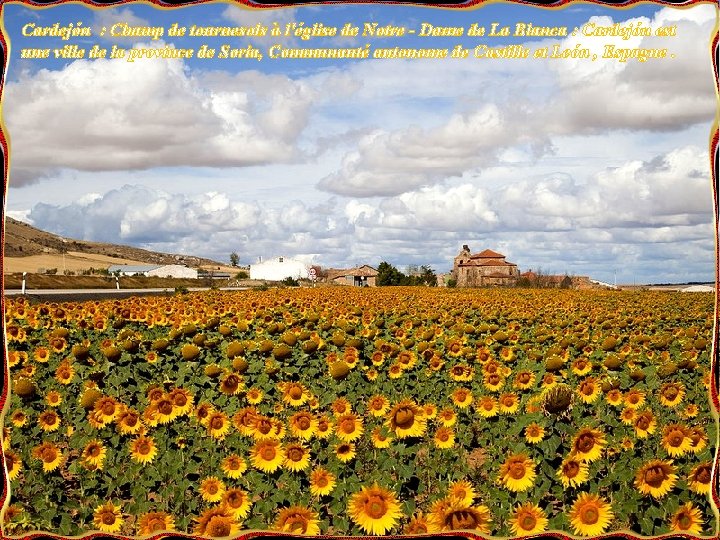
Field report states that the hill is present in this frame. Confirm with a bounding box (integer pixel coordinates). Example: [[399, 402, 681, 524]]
[[3, 216, 227, 273]]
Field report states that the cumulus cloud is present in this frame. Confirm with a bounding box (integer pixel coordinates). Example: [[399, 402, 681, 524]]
[[4, 49, 316, 186], [318, 104, 552, 196], [26, 185, 350, 264], [317, 5, 716, 198]]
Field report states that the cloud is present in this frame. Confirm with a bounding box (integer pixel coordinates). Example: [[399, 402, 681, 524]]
[[316, 5, 716, 198], [318, 104, 553, 196], [4, 47, 316, 186], [26, 185, 350, 264]]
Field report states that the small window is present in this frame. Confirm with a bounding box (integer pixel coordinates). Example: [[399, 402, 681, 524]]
[[279, 257, 284, 263]]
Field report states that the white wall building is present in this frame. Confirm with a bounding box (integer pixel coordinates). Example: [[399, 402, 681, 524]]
[[108, 264, 198, 279], [249, 257, 309, 281]]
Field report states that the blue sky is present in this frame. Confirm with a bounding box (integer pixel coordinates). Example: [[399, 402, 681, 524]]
[[2, 1, 718, 283]]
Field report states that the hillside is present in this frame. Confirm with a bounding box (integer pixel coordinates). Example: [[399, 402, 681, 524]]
[[3, 216, 226, 273]]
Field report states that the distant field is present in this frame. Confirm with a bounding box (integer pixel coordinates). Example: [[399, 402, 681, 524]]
[[3, 252, 150, 274]]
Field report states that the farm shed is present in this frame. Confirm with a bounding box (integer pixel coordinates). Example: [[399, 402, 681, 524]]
[[249, 257, 309, 281], [326, 265, 379, 287], [108, 264, 198, 278]]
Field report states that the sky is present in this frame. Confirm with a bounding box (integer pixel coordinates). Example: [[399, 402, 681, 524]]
[[2, 1, 718, 284]]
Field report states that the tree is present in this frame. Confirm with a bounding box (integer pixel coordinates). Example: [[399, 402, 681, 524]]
[[229, 252, 239, 267], [377, 262, 404, 286], [419, 265, 437, 287]]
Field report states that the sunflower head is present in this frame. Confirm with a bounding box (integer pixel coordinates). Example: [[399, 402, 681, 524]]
[[568, 493, 614, 537], [274, 505, 321, 535], [348, 483, 403, 535], [542, 383, 573, 415]]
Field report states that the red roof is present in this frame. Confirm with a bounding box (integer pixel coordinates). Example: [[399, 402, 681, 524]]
[[470, 249, 505, 259]]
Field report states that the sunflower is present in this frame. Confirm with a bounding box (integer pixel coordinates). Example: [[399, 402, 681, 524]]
[[434, 426, 455, 449], [447, 480, 476, 507], [476, 396, 498, 418], [330, 398, 352, 417], [193, 506, 239, 537], [438, 408, 457, 427], [45, 390, 63, 407], [388, 363, 403, 379], [348, 483, 402, 535], [371, 427, 394, 448], [513, 371, 536, 391], [568, 493, 613, 537], [404, 514, 433, 534], [659, 382, 685, 407], [541, 372, 558, 388], [232, 407, 258, 436], [687, 425, 708, 454], [309, 467, 336, 497], [681, 403, 699, 419], [427, 355, 444, 372], [571, 427, 605, 462], [246, 387, 263, 405], [616, 405, 635, 424], [199, 476, 226, 503], [93, 502, 123, 533], [116, 408, 144, 435], [364, 367, 379, 381], [451, 388, 473, 409], [620, 437, 635, 451], [387, 399, 427, 438], [524, 423, 545, 444], [499, 454, 536, 492], [38, 410, 61, 432], [153, 396, 177, 424], [367, 395, 390, 417], [557, 456, 590, 488], [396, 350, 417, 371], [510, 502, 549, 536], [571, 357, 593, 376], [633, 409, 657, 439], [429, 498, 492, 533], [284, 442, 311, 472], [223, 488, 252, 520], [274, 505, 321, 535], [221, 454, 247, 479], [250, 415, 277, 440], [278, 381, 308, 407], [130, 435, 158, 465], [137, 511, 176, 535], [688, 462, 712, 494], [94, 396, 121, 423], [251, 438, 284, 473], [634, 460, 677, 498], [624, 389, 645, 408], [33, 346, 50, 363], [483, 372, 505, 392], [82, 440, 107, 468], [335, 413, 364, 442], [5, 450, 22, 481], [576, 377, 601, 404], [449, 363, 474, 382], [422, 403, 438, 419], [315, 415, 333, 439], [146, 385, 165, 404], [10, 410, 27, 427], [661, 424, 692, 457], [289, 411, 318, 440], [605, 388, 624, 406], [207, 411, 231, 440], [335, 442, 356, 462], [498, 392, 520, 414], [670, 503, 704, 535], [219, 372, 244, 396], [168, 387, 194, 416]]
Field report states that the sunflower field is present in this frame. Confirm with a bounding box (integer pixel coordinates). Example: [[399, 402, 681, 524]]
[[1, 287, 718, 538]]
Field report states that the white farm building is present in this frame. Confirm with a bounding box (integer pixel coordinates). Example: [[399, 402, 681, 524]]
[[249, 257, 309, 281], [107, 264, 198, 279]]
